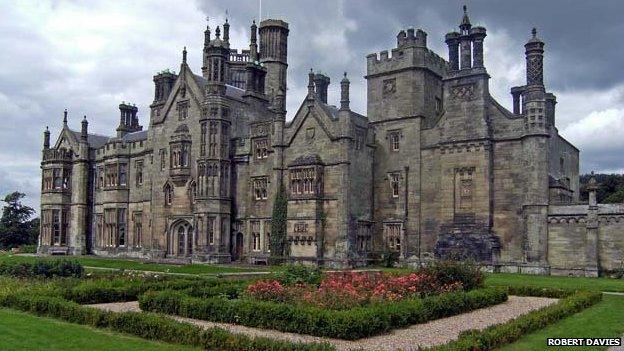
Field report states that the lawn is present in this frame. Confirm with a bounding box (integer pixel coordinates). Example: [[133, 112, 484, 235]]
[[486, 272, 624, 292], [0, 308, 200, 351], [499, 294, 624, 351], [0, 253, 268, 275]]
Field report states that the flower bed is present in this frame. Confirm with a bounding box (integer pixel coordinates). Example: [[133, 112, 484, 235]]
[[140, 287, 508, 340], [246, 271, 464, 309]]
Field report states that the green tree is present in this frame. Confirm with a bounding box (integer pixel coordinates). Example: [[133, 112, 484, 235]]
[[270, 183, 288, 260], [0, 192, 37, 249]]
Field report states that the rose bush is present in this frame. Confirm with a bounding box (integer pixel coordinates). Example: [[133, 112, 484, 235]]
[[245, 271, 465, 309]]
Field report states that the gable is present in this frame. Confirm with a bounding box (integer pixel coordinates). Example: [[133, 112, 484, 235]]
[[285, 100, 339, 146], [152, 64, 204, 125]]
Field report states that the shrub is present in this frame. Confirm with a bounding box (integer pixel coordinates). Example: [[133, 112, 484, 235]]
[[274, 264, 322, 285], [0, 259, 83, 278], [425, 290, 602, 351], [19, 244, 37, 253], [0, 287, 334, 351], [141, 287, 507, 340], [420, 260, 484, 291]]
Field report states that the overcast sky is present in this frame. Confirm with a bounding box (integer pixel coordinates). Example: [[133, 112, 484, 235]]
[[1, 0, 623, 211]]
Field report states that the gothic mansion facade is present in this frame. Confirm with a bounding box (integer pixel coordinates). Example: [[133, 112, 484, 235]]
[[39, 9, 622, 275]]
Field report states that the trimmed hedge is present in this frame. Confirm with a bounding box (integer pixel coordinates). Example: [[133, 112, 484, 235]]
[[65, 276, 242, 304], [0, 259, 83, 278], [424, 289, 603, 351], [140, 287, 508, 340], [0, 291, 334, 351]]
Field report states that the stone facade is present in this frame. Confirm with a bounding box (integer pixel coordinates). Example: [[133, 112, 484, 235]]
[[38, 8, 622, 274]]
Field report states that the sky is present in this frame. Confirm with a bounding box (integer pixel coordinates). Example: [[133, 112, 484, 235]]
[[0, 0, 623, 211]]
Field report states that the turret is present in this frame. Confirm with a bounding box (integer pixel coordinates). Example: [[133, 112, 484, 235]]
[[204, 25, 230, 96], [244, 20, 267, 98], [445, 6, 487, 72], [340, 72, 350, 111], [259, 19, 289, 103], [43, 126, 50, 149]]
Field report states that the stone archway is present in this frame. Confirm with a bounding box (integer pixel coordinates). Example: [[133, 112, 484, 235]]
[[168, 220, 193, 257]]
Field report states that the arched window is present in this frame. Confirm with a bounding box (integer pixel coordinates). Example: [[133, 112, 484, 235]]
[[164, 184, 173, 206]]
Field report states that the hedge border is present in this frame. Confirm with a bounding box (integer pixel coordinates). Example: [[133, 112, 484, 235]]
[[140, 287, 508, 340], [0, 292, 334, 351], [423, 287, 603, 351]]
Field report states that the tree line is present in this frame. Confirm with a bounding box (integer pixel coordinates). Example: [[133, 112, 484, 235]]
[[579, 173, 624, 204]]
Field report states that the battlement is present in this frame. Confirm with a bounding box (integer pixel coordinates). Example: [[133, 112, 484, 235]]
[[366, 39, 448, 78]]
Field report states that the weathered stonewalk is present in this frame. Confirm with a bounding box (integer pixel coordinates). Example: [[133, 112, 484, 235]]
[[87, 296, 557, 351]]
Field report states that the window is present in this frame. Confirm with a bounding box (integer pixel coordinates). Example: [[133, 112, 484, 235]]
[[190, 181, 197, 204], [389, 172, 400, 198], [53, 169, 62, 189], [356, 222, 372, 252], [42, 169, 54, 190], [290, 167, 316, 195], [252, 177, 268, 200], [254, 138, 268, 159], [164, 184, 173, 206], [177, 101, 189, 120], [435, 97, 442, 113], [135, 161, 143, 186], [97, 167, 104, 189], [209, 122, 217, 157], [117, 209, 126, 246], [207, 217, 215, 245], [95, 215, 103, 248], [118, 164, 127, 186], [200, 122, 207, 156], [133, 212, 142, 247], [62, 169, 71, 189], [159, 149, 167, 170], [251, 221, 261, 251], [389, 131, 400, 151], [559, 157, 565, 174], [354, 129, 364, 150], [181, 144, 189, 167], [104, 208, 116, 247], [52, 209, 61, 245], [106, 164, 117, 187], [385, 223, 401, 252], [41, 210, 51, 244]]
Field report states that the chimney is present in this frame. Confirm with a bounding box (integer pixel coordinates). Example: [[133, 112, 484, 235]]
[[340, 72, 350, 111], [313, 73, 330, 104], [43, 127, 50, 149]]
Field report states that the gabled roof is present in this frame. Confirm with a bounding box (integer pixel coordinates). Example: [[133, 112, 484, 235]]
[[121, 130, 148, 143], [66, 129, 110, 149]]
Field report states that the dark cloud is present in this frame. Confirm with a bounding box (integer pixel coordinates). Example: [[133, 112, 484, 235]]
[[0, 0, 622, 212]]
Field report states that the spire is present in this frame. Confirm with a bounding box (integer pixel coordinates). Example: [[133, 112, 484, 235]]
[[250, 20, 258, 62], [460, 5, 472, 33], [204, 17, 211, 47], [307, 68, 315, 97], [43, 126, 50, 149], [182, 46, 187, 64], [223, 17, 230, 43], [63, 109, 68, 126], [81, 115, 88, 141]]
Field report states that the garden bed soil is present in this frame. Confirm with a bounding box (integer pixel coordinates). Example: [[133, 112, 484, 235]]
[[87, 296, 557, 351]]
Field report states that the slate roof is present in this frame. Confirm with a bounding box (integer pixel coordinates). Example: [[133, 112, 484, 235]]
[[70, 130, 110, 149]]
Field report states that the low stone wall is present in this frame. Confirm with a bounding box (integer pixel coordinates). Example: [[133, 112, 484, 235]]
[[547, 203, 624, 276]]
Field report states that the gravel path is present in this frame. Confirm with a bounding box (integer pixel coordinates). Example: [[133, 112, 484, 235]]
[[87, 296, 557, 351]]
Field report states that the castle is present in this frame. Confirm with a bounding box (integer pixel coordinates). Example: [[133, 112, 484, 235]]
[[38, 8, 624, 275]]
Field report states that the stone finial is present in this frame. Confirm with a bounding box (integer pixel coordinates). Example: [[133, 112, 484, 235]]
[[182, 46, 187, 64], [532, 27, 537, 38], [63, 109, 68, 126], [587, 171, 598, 206], [460, 4, 471, 32], [223, 17, 230, 43], [215, 25, 221, 38]]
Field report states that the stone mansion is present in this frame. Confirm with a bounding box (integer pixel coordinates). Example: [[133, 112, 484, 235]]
[[38, 8, 624, 275]]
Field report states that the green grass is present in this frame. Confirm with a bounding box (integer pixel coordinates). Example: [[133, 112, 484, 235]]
[[0, 308, 200, 351], [486, 273, 624, 292], [0, 253, 268, 275], [498, 294, 624, 351]]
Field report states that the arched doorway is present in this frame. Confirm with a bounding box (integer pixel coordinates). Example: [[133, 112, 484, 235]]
[[168, 220, 193, 257]]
